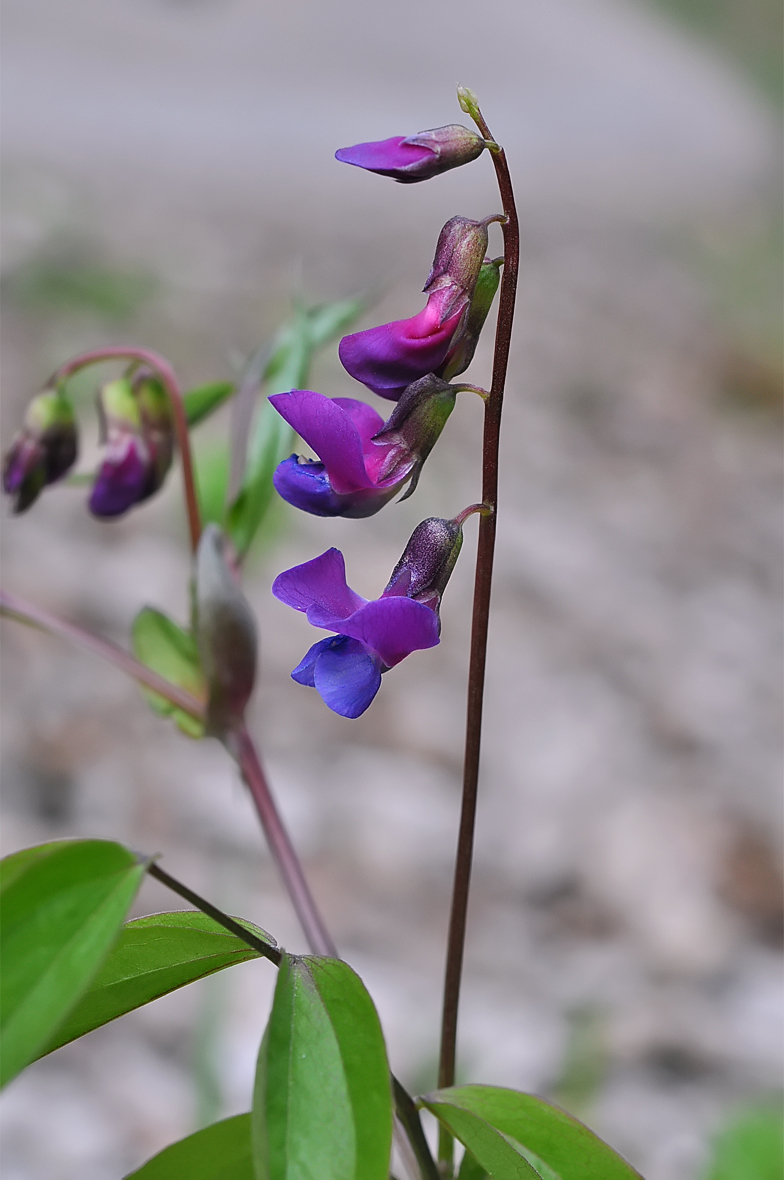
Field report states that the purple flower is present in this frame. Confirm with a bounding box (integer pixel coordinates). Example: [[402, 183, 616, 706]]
[[270, 375, 458, 518], [3, 390, 77, 513], [273, 514, 468, 717], [89, 372, 173, 518], [269, 391, 408, 517], [338, 286, 467, 401], [335, 125, 485, 183]]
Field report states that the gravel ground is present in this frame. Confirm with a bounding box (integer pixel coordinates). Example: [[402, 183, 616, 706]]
[[1, 1, 781, 1178]]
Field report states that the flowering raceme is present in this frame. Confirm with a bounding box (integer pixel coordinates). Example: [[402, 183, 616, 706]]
[[335, 124, 485, 183], [270, 374, 459, 518], [338, 216, 496, 400], [273, 515, 466, 717]]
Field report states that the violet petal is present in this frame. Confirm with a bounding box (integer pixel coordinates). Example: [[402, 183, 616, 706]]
[[338, 596, 440, 668], [272, 548, 366, 620]]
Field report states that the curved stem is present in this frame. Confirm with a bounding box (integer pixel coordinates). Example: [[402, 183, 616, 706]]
[[0, 588, 205, 720], [437, 97, 520, 1174], [52, 347, 202, 553], [234, 723, 338, 958]]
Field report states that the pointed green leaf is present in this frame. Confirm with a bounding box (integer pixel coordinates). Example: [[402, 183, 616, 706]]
[[125, 1113, 253, 1179], [184, 382, 236, 428], [38, 910, 275, 1057], [252, 954, 393, 1180], [304, 297, 366, 349], [422, 1087, 642, 1180], [458, 1149, 491, 1179], [131, 607, 207, 738], [0, 840, 148, 1087]]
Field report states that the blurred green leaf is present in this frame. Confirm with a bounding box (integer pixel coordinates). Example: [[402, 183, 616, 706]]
[[252, 953, 393, 1180], [0, 840, 147, 1087], [195, 441, 231, 528], [7, 252, 154, 320], [38, 911, 275, 1058], [131, 607, 207, 738], [703, 1104, 784, 1180], [422, 1086, 643, 1180], [226, 298, 364, 558], [125, 1113, 253, 1179], [184, 382, 236, 428]]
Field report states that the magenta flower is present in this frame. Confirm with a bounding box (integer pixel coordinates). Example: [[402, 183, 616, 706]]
[[338, 286, 467, 401], [270, 375, 458, 518], [273, 548, 440, 717], [335, 125, 485, 183]]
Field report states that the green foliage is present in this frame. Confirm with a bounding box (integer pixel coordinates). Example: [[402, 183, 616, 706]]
[[38, 911, 274, 1059], [131, 607, 207, 737], [184, 382, 236, 428], [702, 1104, 784, 1180], [458, 1149, 491, 1179], [422, 1086, 643, 1180], [7, 251, 154, 320], [252, 953, 393, 1180], [0, 840, 148, 1087], [125, 1113, 254, 1179], [226, 298, 364, 558]]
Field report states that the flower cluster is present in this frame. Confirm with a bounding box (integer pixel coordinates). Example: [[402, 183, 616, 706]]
[[271, 122, 499, 715]]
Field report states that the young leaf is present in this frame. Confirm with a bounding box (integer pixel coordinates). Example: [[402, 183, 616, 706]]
[[0, 839, 148, 1087], [38, 911, 276, 1058], [125, 1113, 253, 1179], [131, 607, 207, 738], [183, 382, 236, 428], [252, 954, 393, 1180], [422, 1086, 643, 1180]]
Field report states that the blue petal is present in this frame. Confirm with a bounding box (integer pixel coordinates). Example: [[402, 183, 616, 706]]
[[290, 636, 335, 686], [313, 636, 383, 718], [273, 455, 347, 517]]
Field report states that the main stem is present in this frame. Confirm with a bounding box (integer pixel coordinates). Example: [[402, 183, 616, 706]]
[[53, 347, 202, 553], [437, 108, 519, 1173], [234, 723, 338, 958]]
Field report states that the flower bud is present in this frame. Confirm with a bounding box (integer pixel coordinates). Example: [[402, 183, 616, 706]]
[[383, 516, 464, 613], [195, 524, 257, 739], [335, 124, 485, 184], [89, 372, 174, 518], [3, 390, 78, 513], [441, 256, 502, 380], [133, 369, 174, 496], [372, 374, 457, 497], [423, 217, 490, 316]]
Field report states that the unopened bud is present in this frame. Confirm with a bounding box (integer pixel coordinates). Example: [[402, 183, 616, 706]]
[[3, 390, 78, 513], [335, 123, 485, 184], [423, 216, 489, 319], [195, 524, 257, 739], [383, 516, 464, 613]]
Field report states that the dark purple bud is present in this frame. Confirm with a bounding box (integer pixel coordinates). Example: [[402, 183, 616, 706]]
[[335, 124, 485, 184], [441, 257, 502, 380], [423, 217, 490, 316], [195, 524, 257, 738], [134, 369, 174, 497], [89, 373, 174, 518], [3, 390, 78, 513], [383, 515, 464, 614]]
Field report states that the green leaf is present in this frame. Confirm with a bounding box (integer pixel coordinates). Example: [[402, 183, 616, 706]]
[[226, 298, 364, 558], [458, 1149, 490, 1179], [38, 910, 275, 1058], [703, 1104, 784, 1180], [422, 1087, 643, 1180], [131, 607, 207, 738], [184, 382, 235, 428], [125, 1113, 253, 1179], [252, 954, 393, 1180], [0, 840, 148, 1087]]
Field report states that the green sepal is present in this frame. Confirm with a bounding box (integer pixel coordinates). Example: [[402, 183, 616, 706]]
[[252, 953, 393, 1180], [183, 382, 236, 428], [131, 606, 207, 737], [0, 840, 148, 1087], [124, 1113, 253, 1179], [37, 910, 275, 1058]]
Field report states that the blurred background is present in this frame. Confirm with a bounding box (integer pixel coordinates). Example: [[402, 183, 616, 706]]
[[1, 0, 781, 1177]]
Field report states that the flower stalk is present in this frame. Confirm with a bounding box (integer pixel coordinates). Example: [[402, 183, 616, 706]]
[[51, 348, 202, 552], [437, 92, 520, 1175]]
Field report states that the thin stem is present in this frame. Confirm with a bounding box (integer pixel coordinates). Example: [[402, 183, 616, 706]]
[[437, 97, 520, 1174], [52, 347, 202, 553], [147, 861, 282, 964], [234, 723, 338, 958], [0, 588, 205, 720]]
